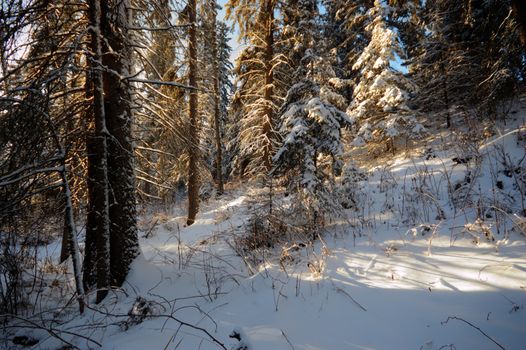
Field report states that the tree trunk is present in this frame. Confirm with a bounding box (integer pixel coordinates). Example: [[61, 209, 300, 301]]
[[87, 0, 112, 303], [59, 163, 85, 313], [101, 0, 139, 287], [187, 0, 200, 225], [46, 109, 85, 312], [83, 127, 98, 291], [60, 61, 79, 264], [211, 6, 224, 195], [262, 0, 274, 172]]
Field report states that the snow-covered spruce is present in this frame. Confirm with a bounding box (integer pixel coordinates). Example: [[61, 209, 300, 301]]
[[347, 0, 424, 150], [273, 79, 353, 216]]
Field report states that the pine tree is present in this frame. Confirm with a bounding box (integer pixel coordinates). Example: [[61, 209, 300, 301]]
[[196, 1, 232, 197], [132, 0, 191, 208], [281, 0, 318, 76], [145, 0, 177, 78], [274, 85, 353, 228], [388, 0, 425, 67]]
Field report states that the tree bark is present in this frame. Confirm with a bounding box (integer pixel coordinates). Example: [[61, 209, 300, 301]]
[[211, 6, 224, 195], [86, 0, 112, 303], [186, 0, 200, 225], [101, 0, 139, 287]]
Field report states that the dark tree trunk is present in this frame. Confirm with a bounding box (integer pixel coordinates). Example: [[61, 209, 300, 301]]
[[211, 7, 224, 195], [100, 0, 139, 287], [85, 0, 112, 302], [187, 0, 200, 225]]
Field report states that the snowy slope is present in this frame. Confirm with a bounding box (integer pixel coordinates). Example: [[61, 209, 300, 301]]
[[5, 115, 526, 350]]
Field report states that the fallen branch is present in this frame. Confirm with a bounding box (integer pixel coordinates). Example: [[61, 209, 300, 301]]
[[331, 281, 367, 312], [441, 316, 506, 350], [281, 329, 295, 350]]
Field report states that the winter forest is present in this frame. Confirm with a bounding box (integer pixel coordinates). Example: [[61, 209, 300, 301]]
[[1, 0, 526, 349]]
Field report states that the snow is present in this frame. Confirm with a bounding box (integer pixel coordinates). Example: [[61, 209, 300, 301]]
[[115, 230, 526, 350], [5, 116, 526, 350]]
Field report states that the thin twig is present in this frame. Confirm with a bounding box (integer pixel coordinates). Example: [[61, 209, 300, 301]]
[[332, 282, 367, 312], [281, 329, 295, 350], [441, 316, 506, 350], [143, 218, 159, 238], [2, 314, 102, 348], [85, 305, 227, 349]]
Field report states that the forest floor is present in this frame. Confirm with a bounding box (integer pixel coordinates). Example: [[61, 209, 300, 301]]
[[5, 105, 526, 350]]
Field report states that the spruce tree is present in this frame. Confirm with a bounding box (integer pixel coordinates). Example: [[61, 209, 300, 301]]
[[274, 0, 352, 229], [411, 0, 524, 125], [346, 0, 423, 151], [226, 0, 284, 177]]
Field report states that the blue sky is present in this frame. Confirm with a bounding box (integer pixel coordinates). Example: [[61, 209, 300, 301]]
[[217, 0, 244, 63]]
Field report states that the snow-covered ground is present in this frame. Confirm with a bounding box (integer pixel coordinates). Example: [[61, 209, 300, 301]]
[[5, 112, 526, 350]]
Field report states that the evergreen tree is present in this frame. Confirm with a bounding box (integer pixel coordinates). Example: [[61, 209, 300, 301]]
[[210, 8, 225, 195], [273, 84, 353, 230], [196, 2, 232, 196], [103, 0, 139, 288], [226, 0, 284, 177], [135, 0, 179, 204], [347, 0, 423, 151], [273, 0, 352, 230], [323, 0, 373, 98], [0, 0, 87, 312], [281, 0, 318, 77], [411, 0, 524, 125], [214, 21, 234, 189]]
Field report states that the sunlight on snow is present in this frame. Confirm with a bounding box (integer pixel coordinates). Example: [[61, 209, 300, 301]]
[[327, 239, 526, 292]]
